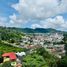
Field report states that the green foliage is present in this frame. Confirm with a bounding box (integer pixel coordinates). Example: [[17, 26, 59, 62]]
[[0, 41, 23, 53], [2, 61, 13, 67], [23, 54, 48, 67], [37, 47, 58, 67], [63, 33, 67, 43], [57, 56, 67, 67], [0, 26, 62, 34], [0, 52, 3, 57], [9, 39, 15, 43], [22, 47, 58, 67], [0, 64, 2, 67], [56, 34, 67, 67], [0, 26, 24, 42], [63, 33, 67, 55], [36, 47, 50, 58]]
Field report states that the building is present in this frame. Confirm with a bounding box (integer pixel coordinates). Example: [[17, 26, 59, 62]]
[[2, 52, 17, 67]]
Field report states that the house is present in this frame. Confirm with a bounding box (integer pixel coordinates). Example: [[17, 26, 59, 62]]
[[2, 52, 16, 62], [2, 52, 17, 67], [16, 52, 26, 62], [16, 52, 26, 57], [16, 52, 26, 67]]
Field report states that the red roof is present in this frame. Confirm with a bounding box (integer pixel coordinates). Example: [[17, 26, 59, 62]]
[[2, 52, 16, 60]]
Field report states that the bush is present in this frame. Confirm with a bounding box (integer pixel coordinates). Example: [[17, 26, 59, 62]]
[[2, 61, 13, 67], [57, 56, 67, 67]]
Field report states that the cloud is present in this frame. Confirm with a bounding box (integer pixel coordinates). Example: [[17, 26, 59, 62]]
[[0, 17, 7, 26], [31, 16, 67, 31], [0, 16, 23, 28], [31, 24, 42, 29], [9, 13, 23, 24], [12, 0, 67, 20], [10, 0, 67, 31]]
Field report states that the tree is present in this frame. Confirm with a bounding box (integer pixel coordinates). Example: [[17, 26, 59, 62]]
[[57, 56, 67, 67], [23, 54, 48, 67], [0, 52, 3, 63], [63, 33, 67, 55], [36, 47, 50, 58], [9, 39, 15, 43], [2, 61, 13, 67], [23, 47, 58, 67]]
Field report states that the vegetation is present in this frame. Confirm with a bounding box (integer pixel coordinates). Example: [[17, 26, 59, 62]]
[[0, 26, 62, 34], [0, 26, 26, 53], [0, 26, 24, 42], [63, 33, 67, 55], [0, 41, 24, 53], [56, 33, 67, 67], [2, 61, 13, 67], [0, 26, 67, 67], [22, 47, 67, 67], [23, 54, 47, 67], [23, 47, 58, 67], [57, 56, 67, 67], [0, 61, 13, 67]]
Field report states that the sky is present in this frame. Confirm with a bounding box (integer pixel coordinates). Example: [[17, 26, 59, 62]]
[[0, 0, 67, 31]]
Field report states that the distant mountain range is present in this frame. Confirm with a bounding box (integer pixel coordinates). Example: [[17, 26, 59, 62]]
[[21, 28, 62, 33], [0, 26, 66, 33]]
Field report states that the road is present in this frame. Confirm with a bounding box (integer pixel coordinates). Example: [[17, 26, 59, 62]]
[[2, 41, 24, 49]]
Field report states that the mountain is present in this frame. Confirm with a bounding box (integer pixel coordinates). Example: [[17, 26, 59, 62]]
[[20, 28, 63, 33], [0, 26, 65, 33]]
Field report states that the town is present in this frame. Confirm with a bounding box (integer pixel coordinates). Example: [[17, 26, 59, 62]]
[[0, 31, 66, 67]]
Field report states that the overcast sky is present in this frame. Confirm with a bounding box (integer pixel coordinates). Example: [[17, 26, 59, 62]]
[[0, 0, 67, 31]]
